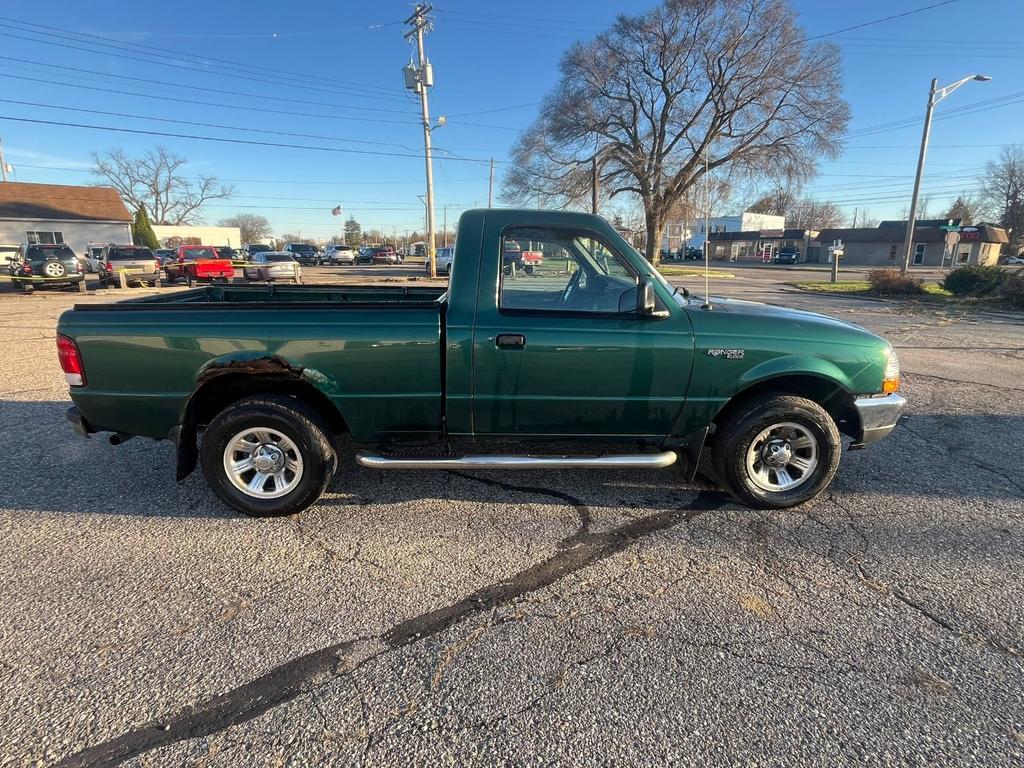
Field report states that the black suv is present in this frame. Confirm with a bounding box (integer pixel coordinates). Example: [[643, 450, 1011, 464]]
[[284, 243, 320, 265], [6, 243, 84, 293], [774, 246, 800, 264]]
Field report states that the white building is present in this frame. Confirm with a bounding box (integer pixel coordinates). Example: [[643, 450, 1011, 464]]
[[151, 225, 241, 248], [686, 211, 786, 251], [0, 181, 131, 260]]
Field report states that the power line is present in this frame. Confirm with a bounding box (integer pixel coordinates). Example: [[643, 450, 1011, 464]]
[[0, 55, 415, 114], [0, 18, 408, 101], [0, 98, 425, 152], [0, 114, 497, 164], [806, 0, 961, 40], [0, 71, 421, 128], [14, 163, 490, 186]]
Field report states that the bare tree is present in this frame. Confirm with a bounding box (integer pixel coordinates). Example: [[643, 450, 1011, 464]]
[[219, 213, 272, 244], [944, 194, 981, 225], [979, 145, 1024, 249], [785, 199, 844, 230], [502, 0, 849, 262], [92, 147, 234, 225]]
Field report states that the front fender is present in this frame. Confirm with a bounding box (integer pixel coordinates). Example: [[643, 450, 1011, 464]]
[[737, 355, 852, 392]]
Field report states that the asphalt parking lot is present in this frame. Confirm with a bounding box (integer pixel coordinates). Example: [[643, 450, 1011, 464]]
[[1, 274, 1022, 767]]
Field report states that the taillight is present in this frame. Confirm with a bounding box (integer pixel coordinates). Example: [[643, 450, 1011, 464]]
[[56, 334, 86, 387], [77, 262, 85, 273], [22, 263, 32, 274]]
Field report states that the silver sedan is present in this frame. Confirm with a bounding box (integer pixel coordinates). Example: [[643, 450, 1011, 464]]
[[241, 252, 302, 283]]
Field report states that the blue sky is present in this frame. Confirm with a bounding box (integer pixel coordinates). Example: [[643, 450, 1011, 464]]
[[1, 0, 1022, 240]]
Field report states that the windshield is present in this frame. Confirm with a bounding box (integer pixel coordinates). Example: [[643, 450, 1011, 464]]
[[181, 247, 216, 259], [265, 254, 295, 263], [109, 247, 154, 260], [290, 244, 315, 253], [248, 244, 271, 253]]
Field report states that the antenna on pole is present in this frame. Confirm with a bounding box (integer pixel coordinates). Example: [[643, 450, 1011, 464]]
[[702, 142, 712, 310]]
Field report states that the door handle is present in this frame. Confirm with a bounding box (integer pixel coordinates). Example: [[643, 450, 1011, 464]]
[[495, 333, 526, 350]]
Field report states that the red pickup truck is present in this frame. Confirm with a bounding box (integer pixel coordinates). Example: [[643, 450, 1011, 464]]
[[164, 245, 234, 286]]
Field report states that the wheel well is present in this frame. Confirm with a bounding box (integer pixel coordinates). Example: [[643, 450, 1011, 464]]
[[188, 373, 348, 434], [173, 373, 348, 481], [710, 375, 859, 439]]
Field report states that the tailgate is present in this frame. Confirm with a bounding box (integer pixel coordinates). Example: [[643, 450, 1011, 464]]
[[195, 259, 234, 277]]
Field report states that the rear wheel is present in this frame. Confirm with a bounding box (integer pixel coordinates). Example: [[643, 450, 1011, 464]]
[[200, 395, 337, 517], [711, 394, 841, 509]]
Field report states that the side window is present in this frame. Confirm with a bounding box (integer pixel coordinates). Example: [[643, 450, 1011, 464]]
[[499, 226, 637, 314]]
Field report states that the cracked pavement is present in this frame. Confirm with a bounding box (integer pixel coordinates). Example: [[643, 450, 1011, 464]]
[[0, 282, 1022, 767]]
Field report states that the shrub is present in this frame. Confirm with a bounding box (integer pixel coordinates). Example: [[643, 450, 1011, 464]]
[[996, 270, 1024, 308], [941, 264, 1007, 296], [867, 269, 925, 295]]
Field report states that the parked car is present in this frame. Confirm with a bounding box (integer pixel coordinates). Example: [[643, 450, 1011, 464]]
[[774, 246, 800, 265], [6, 242, 84, 293], [58, 208, 905, 518], [358, 246, 398, 265], [97, 245, 161, 287], [164, 245, 234, 285], [425, 246, 455, 276], [242, 244, 273, 258], [502, 241, 544, 274], [284, 243, 320, 265], [84, 243, 107, 272], [323, 244, 356, 265], [154, 249, 176, 266], [216, 246, 241, 262], [1004, 255, 1024, 265], [241, 252, 302, 283], [684, 247, 703, 261]]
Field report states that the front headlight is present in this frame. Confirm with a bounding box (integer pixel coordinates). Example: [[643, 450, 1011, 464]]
[[882, 348, 900, 393]]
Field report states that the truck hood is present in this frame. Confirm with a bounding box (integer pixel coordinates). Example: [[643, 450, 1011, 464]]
[[688, 295, 883, 345]]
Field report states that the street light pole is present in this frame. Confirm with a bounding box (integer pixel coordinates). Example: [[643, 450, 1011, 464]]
[[900, 74, 991, 274]]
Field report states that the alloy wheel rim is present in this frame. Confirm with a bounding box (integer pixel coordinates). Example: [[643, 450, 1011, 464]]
[[223, 427, 304, 499], [44, 262, 65, 277], [744, 421, 819, 492]]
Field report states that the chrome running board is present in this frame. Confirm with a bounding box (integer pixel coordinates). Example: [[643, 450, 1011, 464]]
[[356, 451, 678, 470]]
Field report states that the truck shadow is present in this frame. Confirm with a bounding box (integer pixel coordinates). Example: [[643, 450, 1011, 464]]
[[1, 400, 1022, 518]]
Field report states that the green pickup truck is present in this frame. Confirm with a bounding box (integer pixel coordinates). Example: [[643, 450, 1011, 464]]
[[56, 209, 904, 516]]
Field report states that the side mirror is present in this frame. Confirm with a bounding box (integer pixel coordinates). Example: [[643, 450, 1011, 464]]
[[637, 278, 670, 319]]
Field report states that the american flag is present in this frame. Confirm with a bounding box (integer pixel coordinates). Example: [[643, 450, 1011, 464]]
[[331, 205, 342, 216]]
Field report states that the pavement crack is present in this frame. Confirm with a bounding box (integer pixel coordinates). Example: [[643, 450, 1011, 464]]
[[855, 562, 1021, 658], [56, 490, 728, 768], [448, 470, 592, 546]]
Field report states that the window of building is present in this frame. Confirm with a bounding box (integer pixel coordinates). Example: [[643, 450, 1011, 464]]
[[913, 242, 926, 265], [26, 231, 64, 245], [499, 226, 637, 315], [889, 245, 898, 260]]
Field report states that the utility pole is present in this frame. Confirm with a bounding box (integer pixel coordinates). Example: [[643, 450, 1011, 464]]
[[851, 207, 858, 229], [443, 204, 448, 247], [488, 158, 494, 208], [899, 73, 990, 274], [591, 156, 598, 215], [404, 5, 438, 278], [0, 138, 8, 182]]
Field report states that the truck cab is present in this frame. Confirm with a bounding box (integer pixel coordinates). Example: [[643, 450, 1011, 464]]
[[57, 209, 905, 517]]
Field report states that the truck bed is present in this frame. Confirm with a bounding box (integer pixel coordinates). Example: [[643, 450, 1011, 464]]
[[74, 283, 448, 309], [58, 283, 447, 442]]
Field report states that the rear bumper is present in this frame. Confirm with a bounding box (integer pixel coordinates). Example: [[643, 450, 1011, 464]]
[[12, 274, 84, 286], [851, 393, 906, 448]]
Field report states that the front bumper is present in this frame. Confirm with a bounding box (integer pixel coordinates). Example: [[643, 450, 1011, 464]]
[[851, 393, 906, 448]]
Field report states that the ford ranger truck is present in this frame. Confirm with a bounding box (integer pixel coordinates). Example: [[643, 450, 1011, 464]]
[[56, 209, 905, 517]]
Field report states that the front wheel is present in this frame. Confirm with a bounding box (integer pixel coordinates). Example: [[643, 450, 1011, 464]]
[[200, 395, 337, 517], [711, 394, 841, 509]]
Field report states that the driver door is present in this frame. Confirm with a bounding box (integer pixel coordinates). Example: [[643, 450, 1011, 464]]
[[471, 223, 693, 438]]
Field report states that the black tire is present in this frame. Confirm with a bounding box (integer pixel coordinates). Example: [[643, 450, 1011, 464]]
[[711, 394, 841, 509], [200, 395, 337, 517]]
